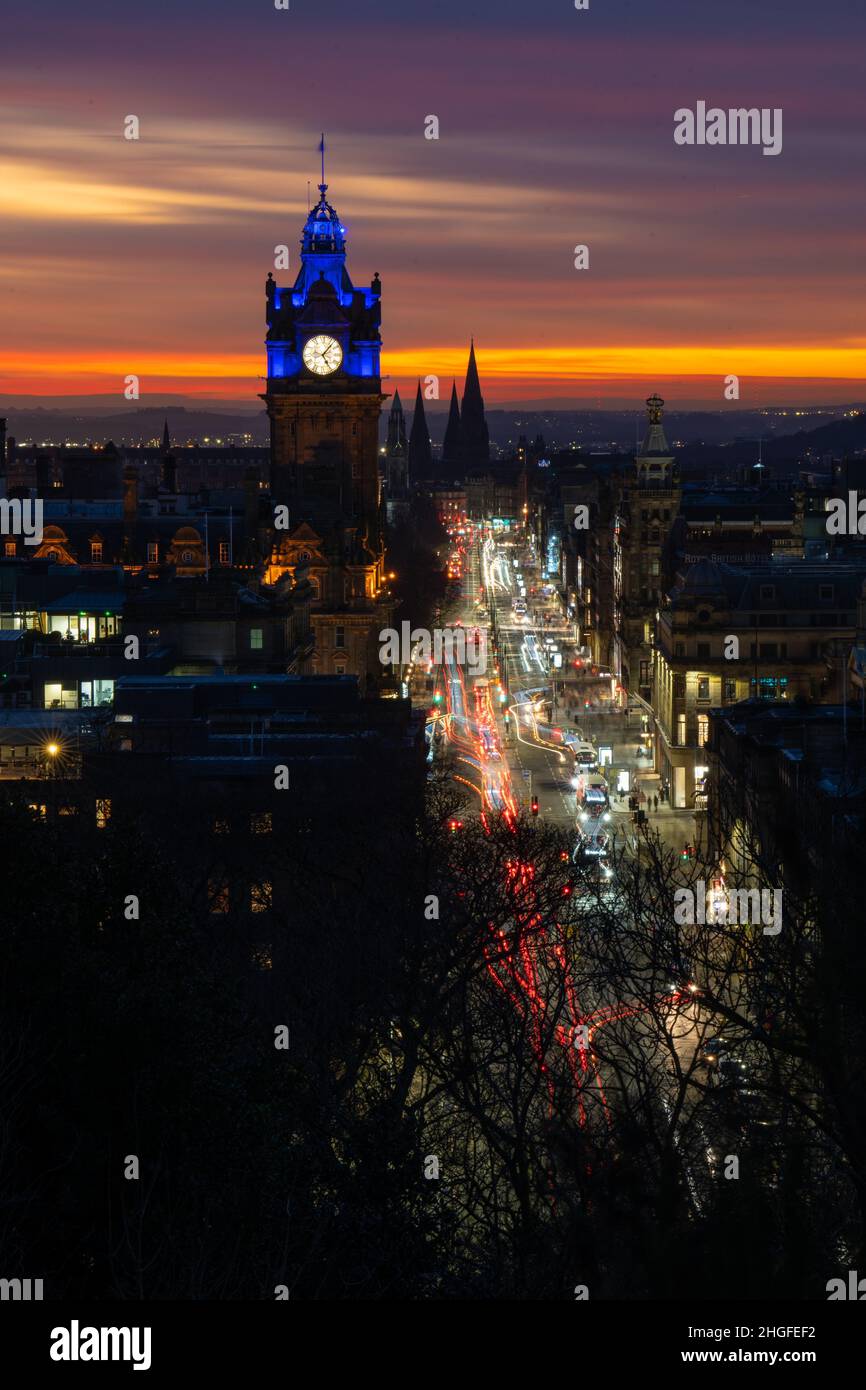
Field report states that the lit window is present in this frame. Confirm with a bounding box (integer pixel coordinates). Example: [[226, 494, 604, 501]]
[[250, 628, 263, 650], [147, 543, 159, 564], [219, 541, 230, 564], [209, 879, 230, 914], [251, 881, 273, 913], [4, 542, 15, 558], [252, 944, 273, 971], [697, 714, 709, 747], [677, 714, 686, 745], [251, 812, 272, 834], [213, 818, 230, 835], [96, 798, 111, 829], [91, 541, 103, 562]]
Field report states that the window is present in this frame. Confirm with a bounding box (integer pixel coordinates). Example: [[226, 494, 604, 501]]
[[219, 541, 230, 564], [673, 674, 686, 699], [335, 664, 346, 676], [335, 625, 346, 649], [79, 679, 114, 708], [251, 812, 272, 835], [674, 642, 685, 658], [724, 678, 737, 703], [250, 628, 263, 650], [696, 642, 710, 660], [697, 714, 709, 747], [298, 550, 312, 561], [759, 642, 777, 659], [697, 677, 710, 701], [4, 542, 15, 558], [90, 541, 103, 562], [213, 818, 230, 835], [677, 714, 686, 745], [760, 585, 775, 601], [147, 543, 158, 564], [251, 881, 273, 913], [819, 584, 834, 600], [95, 798, 111, 829]]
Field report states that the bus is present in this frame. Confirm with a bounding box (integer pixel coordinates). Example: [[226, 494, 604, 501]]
[[580, 774, 609, 814], [574, 741, 598, 770]]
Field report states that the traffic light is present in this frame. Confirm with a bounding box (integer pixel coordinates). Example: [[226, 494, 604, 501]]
[[531, 795, 539, 817], [433, 690, 443, 705]]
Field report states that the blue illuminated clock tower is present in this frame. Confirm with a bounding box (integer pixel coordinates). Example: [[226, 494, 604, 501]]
[[262, 163, 384, 535]]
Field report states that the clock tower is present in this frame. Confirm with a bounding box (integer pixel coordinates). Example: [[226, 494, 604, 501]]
[[261, 159, 395, 688], [262, 174, 383, 539]]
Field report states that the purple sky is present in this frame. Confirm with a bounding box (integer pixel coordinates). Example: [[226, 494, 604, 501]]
[[2, 0, 865, 406]]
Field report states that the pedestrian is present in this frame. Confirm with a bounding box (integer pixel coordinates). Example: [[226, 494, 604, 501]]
[[653, 794, 658, 813]]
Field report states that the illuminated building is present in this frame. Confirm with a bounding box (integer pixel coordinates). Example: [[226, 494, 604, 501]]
[[652, 559, 866, 807], [261, 160, 394, 686], [618, 394, 682, 700]]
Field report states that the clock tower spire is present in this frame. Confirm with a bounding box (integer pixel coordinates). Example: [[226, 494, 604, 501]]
[[262, 153, 383, 524]]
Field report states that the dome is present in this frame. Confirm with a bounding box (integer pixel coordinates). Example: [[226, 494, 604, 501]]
[[307, 272, 338, 300], [301, 185, 346, 254], [679, 559, 730, 595]]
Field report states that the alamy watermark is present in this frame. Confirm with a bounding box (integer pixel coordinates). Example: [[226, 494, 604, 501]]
[[0, 498, 43, 545], [674, 102, 783, 157], [674, 880, 782, 935], [379, 620, 487, 675]]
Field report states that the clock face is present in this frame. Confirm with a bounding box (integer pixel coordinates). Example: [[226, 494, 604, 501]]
[[303, 334, 343, 375]]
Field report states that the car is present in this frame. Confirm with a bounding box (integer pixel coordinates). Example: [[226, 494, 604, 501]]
[[698, 1036, 730, 1067], [718, 1056, 750, 1088], [667, 955, 701, 997]]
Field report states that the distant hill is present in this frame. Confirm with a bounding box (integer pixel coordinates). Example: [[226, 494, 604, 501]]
[[1, 404, 270, 447], [1, 397, 864, 459]]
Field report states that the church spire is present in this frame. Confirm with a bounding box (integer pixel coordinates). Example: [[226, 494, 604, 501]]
[[441, 380, 462, 475], [408, 381, 433, 478], [459, 339, 489, 468], [161, 418, 170, 453], [386, 389, 407, 455]]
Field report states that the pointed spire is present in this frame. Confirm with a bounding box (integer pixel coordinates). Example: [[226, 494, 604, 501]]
[[386, 390, 408, 456], [408, 381, 433, 478], [442, 380, 462, 472], [459, 340, 489, 468], [161, 418, 170, 453]]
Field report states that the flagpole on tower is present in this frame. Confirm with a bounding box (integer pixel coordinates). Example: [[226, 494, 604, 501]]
[[319, 132, 325, 191]]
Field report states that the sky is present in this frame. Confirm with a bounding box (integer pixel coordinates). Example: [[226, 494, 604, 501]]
[[2, 0, 866, 410]]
